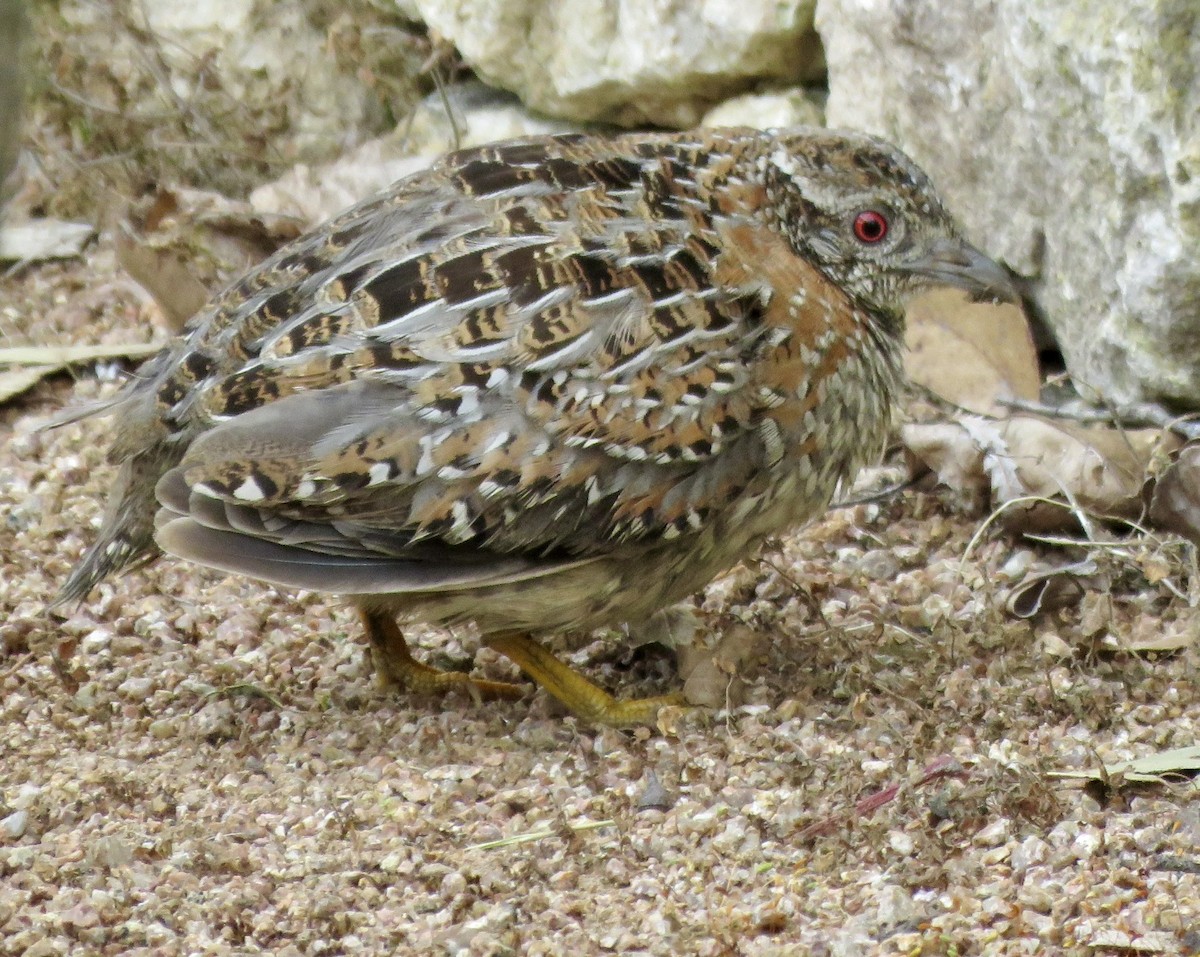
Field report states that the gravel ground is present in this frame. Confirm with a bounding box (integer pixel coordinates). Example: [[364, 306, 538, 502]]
[[3, 244, 1200, 956]]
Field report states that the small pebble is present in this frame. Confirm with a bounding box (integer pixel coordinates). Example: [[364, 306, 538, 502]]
[[1, 810, 28, 839]]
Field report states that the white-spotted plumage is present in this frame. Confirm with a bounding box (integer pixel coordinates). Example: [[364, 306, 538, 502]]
[[55, 125, 1016, 722]]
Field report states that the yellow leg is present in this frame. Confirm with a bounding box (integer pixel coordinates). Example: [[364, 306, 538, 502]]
[[486, 632, 686, 728], [361, 611, 525, 703]]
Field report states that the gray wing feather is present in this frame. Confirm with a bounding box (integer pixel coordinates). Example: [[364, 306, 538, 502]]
[[155, 518, 583, 595], [154, 460, 599, 595]]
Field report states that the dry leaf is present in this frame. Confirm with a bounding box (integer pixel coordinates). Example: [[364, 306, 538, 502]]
[[901, 420, 991, 505], [904, 414, 1177, 533], [0, 219, 94, 262], [1077, 591, 1112, 637], [678, 624, 759, 709], [0, 342, 161, 405], [905, 288, 1040, 415], [1049, 745, 1200, 785], [1086, 929, 1178, 953], [1138, 553, 1173, 584], [626, 605, 699, 650], [635, 769, 675, 812], [0, 344, 162, 366], [997, 417, 1174, 531], [0, 365, 54, 403], [1106, 618, 1197, 655], [117, 186, 302, 332], [1004, 559, 1098, 619], [1149, 442, 1200, 546], [1038, 631, 1075, 658], [115, 224, 212, 332]]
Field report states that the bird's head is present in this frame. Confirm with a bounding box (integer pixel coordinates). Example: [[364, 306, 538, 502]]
[[761, 128, 1017, 326]]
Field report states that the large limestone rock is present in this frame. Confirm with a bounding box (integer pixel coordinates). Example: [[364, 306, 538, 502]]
[[412, 0, 825, 128], [251, 83, 587, 226], [818, 0, 1200, 407], [400, 82, 589, 158], [701, 89, 825, 131], [139, 0, 383, 163]]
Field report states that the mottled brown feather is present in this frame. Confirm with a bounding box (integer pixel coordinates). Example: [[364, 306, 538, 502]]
[[56, 126, 1012, 637]]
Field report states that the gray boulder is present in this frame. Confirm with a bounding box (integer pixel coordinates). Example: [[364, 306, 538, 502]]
[[818, 0, 1200, 407], [412, 0, 825, 127]]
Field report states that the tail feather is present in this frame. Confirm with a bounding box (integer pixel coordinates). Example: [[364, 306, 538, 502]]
[[39, 392, 129, 432], [53, 529, 158, 609], [51, 445, 177, 608]]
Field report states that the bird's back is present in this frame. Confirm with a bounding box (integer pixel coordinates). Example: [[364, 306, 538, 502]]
[[59, 127, 909, 608]]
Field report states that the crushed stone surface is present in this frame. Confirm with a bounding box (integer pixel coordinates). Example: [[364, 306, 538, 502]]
[[3, 243, 1200, 957]]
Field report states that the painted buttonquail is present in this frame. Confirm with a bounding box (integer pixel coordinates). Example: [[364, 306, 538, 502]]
[[56, 127, 1015, 726]]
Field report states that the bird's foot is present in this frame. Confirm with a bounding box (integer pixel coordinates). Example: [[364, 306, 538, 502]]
[[486, 632, 686, 728], [362, 610, 525, 703]]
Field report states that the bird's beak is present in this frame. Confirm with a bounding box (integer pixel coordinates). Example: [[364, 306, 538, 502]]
[[903, 238, 1019, 304]]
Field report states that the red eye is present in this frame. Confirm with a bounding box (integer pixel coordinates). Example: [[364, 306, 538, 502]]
[[853, 210, 889, 244]]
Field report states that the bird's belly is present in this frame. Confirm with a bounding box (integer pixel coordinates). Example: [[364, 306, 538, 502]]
[[382, 465, 844, 640]]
